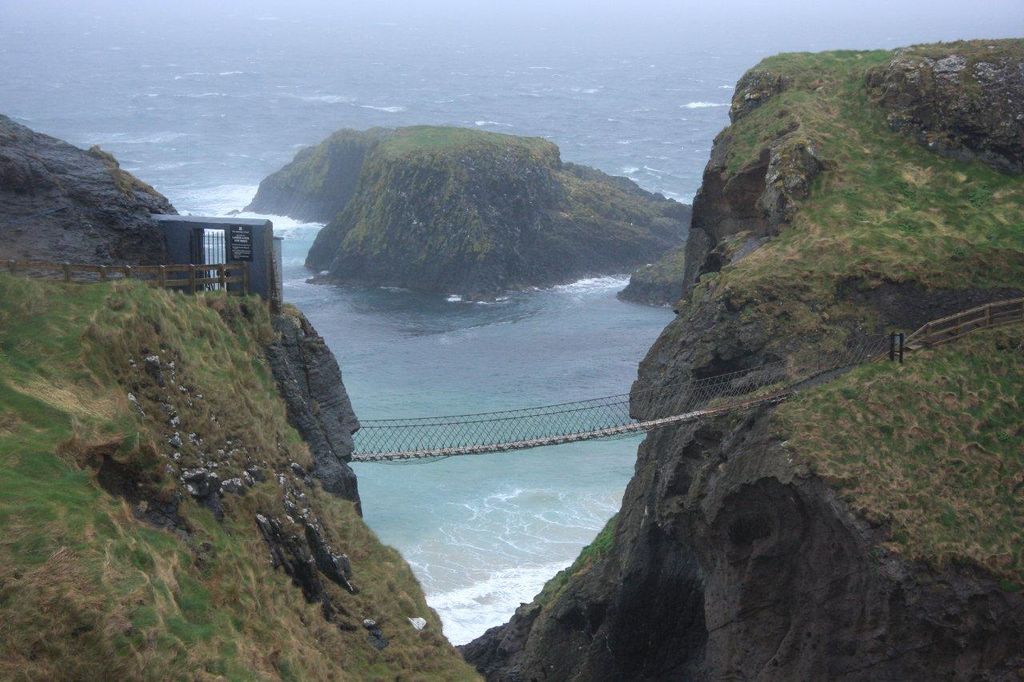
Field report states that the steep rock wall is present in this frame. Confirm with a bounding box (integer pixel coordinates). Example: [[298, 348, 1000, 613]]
[[0, 114, 174, 264], [266, 309, 361, 511]]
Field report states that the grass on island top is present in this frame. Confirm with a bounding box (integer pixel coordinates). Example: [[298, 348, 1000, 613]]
[[690, 41, 1024, 334], [377, 125, 556, 161], [775, 324, 1024, 589], [0, 275, 476, 681]]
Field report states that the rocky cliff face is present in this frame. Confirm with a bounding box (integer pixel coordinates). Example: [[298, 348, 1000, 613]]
[[254, 126, 688, 298], [0, 115, 174, 264], [266, 309, 361, 511], [246, 128, 392, 222], [866, 41, 1024, 174], [464, 40, 1024, 680]]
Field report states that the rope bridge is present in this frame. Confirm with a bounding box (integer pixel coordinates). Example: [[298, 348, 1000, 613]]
[[352, 335, 893, 462]]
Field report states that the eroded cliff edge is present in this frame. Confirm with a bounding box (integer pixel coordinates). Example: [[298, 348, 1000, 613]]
[[0, 114, 175, 264], [250, 126, 690, 298], [464, 40, 1024, 680]]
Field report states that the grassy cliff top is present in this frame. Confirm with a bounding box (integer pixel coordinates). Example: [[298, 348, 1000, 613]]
[[0, 276, 476, 679], [696, 40, 1024, 324], [776, 325, 1024, 589], [376, 125, 559, 163]]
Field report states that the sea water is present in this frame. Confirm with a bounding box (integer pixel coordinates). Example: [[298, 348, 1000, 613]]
[[2, 1, 1017, 644]]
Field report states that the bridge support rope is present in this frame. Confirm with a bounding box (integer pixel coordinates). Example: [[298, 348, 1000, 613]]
[[351, 300, 1023, 463]]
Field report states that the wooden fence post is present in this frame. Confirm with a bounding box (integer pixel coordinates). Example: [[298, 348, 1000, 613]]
[[6, 260, 15, 275], [124, 265, 132, 280], [217, 264, 226, 291], [158, 265, 167, 289], [62, 262, 71, 283], [188, 266, 196, 294], [99, 266, 108, 282], [242, 266, 249, 296]]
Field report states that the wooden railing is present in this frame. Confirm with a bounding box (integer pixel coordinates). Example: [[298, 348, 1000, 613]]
[[5, 260, 249, 295], [906, 298, 1024, 348]]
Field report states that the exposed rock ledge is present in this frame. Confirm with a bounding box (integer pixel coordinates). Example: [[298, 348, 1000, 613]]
[[266, 309, 361, 511], [0, 114, 174, 264]]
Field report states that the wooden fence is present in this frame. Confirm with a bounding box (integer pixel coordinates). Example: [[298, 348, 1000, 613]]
[[905, 298, 1024, 348], [5, 259, 249, 295]]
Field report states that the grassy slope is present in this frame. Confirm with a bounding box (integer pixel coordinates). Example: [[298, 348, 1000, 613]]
[[710, 41, 1024, 587], [0, 275, 477, 680], [776, 325, 1024, 589], [697, 43, 1024, 332]]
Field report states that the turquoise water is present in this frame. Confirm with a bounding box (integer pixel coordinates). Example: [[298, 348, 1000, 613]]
[[274, 222, 670, 643]]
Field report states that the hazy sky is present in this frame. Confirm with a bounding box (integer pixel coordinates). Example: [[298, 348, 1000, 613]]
[[2, 0, 1022, 51]]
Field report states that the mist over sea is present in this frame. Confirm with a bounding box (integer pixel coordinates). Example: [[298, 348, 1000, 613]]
[[2, 0, 1019, 644]]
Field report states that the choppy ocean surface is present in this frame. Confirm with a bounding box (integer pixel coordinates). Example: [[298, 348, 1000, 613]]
[[2, 1, 1018, 644]]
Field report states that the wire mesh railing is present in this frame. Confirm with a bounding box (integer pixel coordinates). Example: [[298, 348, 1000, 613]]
[[352, 333, 892, 462]]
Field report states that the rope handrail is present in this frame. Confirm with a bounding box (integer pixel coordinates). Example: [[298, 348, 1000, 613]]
[[351, 301, 1023, 463], [351, 338, 887, 461]]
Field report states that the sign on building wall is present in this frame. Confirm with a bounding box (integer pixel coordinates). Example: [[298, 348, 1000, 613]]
[[228, 225, 254, 262]]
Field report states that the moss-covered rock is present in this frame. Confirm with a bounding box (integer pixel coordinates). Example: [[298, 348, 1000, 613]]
[[252, 126, 688, 297], [865, 40, 1024, 173]]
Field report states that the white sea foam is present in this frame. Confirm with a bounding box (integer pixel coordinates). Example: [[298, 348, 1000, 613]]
[[682, 101, 728, 109], [551, 275, 630, 294], [719, 84, 734, 89], [428, 562, 571, 645], [94, 131, 188, 145], [475, 120, 512, 127], [446, 294, 464, 303], [527, 66, 553, 70], [361, 104, 405, 113], [621, 166, 640, 175], [296, 93, 352, 104], [172, 183, 256, 215]]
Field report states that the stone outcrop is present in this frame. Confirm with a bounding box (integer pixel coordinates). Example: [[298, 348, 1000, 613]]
[[866, 43, 1024, 174], [253, 126, 689, 298], [680, 78, 822, 299], [246, 128, 392, 222], [0, 114, 174, 264], [617, 245, 689, 307], [265, 310, 361, 511]]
